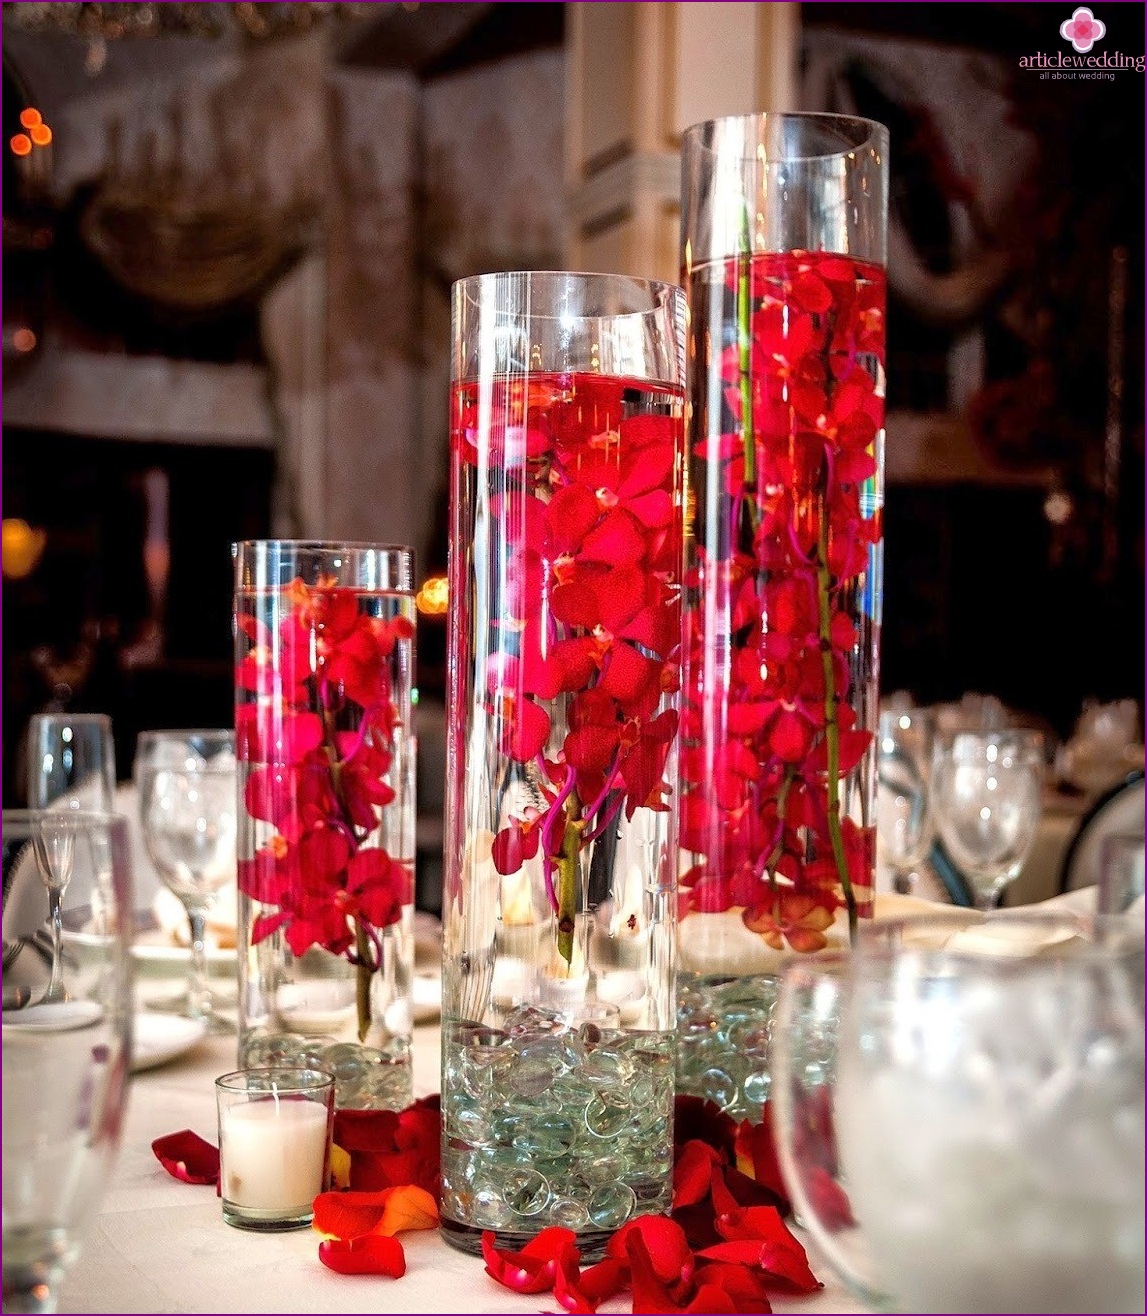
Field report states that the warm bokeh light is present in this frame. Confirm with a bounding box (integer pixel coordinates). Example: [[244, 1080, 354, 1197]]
[[19, 107, 42, 129], [2, 519, 47, 580], [10, 134, 32, 157], [12, 327, 37, 353], [415, 575, 449, 616], [29, 123, 52, 147]]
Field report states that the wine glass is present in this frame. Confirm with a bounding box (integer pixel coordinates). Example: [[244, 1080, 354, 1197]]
[[772, 912, 1144, 1315], [930, 729, 1044, 909], [876, 707, 935, 895], [26, 714, 116, 812], [2, 810, 134, 1314], [30, 815, 78, 1007], [135, 730, 236, 1031]]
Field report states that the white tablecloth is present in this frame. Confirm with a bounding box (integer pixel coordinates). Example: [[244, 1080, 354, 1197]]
[[57, 1020, 865, 1315]]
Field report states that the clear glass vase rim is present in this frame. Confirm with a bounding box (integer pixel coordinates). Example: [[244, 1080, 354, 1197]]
[[452, 269, 684, 306], [235, 539, 414, 556], [683, 110, 888, 162]]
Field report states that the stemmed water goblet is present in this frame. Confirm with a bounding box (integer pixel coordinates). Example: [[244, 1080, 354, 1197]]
[[30, 815, 78, 1007], [930, 729, 1044, 909], [2, 810, 135, 1314], [876, 707, 935, 896], [135, 729, 236, 1031], [771, 912, 1144, 1314], [26, 713, 116, 812]]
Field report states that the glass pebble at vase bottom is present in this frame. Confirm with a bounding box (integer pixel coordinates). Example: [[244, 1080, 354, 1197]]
[[675, 112, 889, 1121], [215, 1068, 335, 1231], [440, 272, 687, 1258], [233, 541, 416, 1110]]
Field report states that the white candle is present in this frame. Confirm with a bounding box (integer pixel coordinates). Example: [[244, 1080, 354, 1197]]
[[220, 1095, 329, 1212]]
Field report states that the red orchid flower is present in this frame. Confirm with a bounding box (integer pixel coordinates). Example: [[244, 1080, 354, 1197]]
[[742, 890, 837, 954], [680, 248, 884, 946]]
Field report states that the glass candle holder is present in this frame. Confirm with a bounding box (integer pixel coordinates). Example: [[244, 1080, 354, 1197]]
[[440, 271, 686, 1257], [676, 112, 889, 1119], [215, 1067, 335, 1231], [233, 540, 416, 1110]]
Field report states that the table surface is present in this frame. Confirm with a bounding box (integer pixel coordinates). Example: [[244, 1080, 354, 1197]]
[[58, 1018, 866, 1316], [56, 884, 1109, 1314]]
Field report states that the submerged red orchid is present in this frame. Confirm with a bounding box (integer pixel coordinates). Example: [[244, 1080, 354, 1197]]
[[681, 249, 886, 949], [453, 372, 684, 963], [235, 577, 414, 1039]]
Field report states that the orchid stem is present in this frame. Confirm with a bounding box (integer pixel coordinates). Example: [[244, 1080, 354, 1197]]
[[737, 203, 759, 543], [354, 922, 373, 1042], [816, 498, 857, 942], [556, 792, 584, 967]]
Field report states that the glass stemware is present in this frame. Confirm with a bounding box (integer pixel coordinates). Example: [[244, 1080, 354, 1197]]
[[135, 730, 236, 1031], [30, 816, 77, 1006], [2, 810, 134, 1314], [26, 714, 116, 812], [876, 707, 935, 895], [930, 729, 1044, 909], [773, 912, 1145, 1315]]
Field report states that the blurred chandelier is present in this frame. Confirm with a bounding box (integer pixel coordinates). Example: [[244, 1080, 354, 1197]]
[[2, 3, 381, 41]]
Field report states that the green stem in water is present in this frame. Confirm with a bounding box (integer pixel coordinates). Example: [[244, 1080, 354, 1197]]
[[764, 767, 796, 894], [815, 501, 858, 944], [737, 206, 759, 545], [354, 923, 373, 1043], [556, 792, 585, 967], [322, 695, 376, 1038]]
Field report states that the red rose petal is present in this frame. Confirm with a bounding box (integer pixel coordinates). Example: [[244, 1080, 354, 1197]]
[[693, 1261, 775, 1313], [481, 1226, 578, 1294], [318, 1234, 406, 1277], [673, 1140, 722, 1208], [151, 1130, 220, 1185], [553, 1247, 627, 1314], [608, 1216, 694, 1290]]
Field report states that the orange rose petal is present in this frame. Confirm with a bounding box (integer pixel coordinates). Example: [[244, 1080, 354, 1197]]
[[375, 1184, 439, 1235]]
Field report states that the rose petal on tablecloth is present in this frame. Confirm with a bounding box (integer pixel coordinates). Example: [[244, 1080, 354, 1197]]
[[318, 1234, 406, 1277], [151, 1129, 219, 1185]]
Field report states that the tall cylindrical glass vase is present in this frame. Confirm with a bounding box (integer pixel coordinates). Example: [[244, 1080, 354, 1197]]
[[677, 113, 889, 1119], [441, 272, 686, 1256], [233, 540, 416, 1110]]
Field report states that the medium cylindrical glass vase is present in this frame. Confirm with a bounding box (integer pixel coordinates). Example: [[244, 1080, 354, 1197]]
[[677, 113, 889, 1119], [233, 540, 416, 1110], [441, 271, 686, 1256]]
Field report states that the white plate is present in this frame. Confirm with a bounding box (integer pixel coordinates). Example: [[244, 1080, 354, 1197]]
[[132, 1012, 207, 1072], [2, 1000, 104, 1032]]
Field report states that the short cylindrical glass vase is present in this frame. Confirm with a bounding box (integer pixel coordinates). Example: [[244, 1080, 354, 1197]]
[[233, 540, 416, 1110], [676, 112, 889, 1120], [440, 271, 686, 1256]]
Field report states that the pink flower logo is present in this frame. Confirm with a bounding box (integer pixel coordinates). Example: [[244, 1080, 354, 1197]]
[[1060, 6, 1106, 52]]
